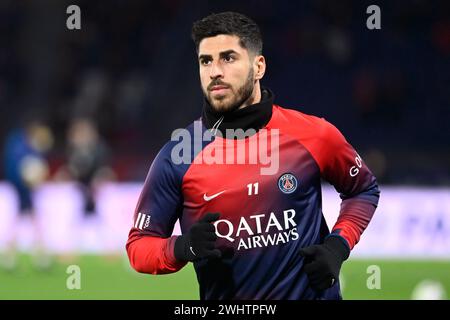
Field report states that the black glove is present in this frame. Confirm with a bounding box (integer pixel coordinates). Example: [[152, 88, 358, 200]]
[[174, 213, 221, 262], [299, 236, 350, 291]]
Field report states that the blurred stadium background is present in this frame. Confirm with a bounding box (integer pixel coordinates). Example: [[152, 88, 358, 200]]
[[0, 0, 449, 300]]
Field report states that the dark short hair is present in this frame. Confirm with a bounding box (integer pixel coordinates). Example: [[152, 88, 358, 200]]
[[191, 11, 263, 55]]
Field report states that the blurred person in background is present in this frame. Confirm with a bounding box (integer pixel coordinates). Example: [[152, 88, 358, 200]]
[[55, 117, 116, 254], [1, 114, 53, 271], [60, 117, 114, 215]]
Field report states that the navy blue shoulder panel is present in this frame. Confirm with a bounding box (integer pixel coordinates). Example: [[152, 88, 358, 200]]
[[133, 119, 214, 237], [163, 118, 216, 184]]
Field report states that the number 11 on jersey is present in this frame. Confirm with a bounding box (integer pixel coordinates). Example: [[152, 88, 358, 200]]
[[247, 182, 259, 195]]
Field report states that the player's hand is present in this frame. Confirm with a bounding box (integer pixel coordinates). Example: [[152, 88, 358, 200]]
[[299, 236, 350, 292], [174, 213, 221, 262]]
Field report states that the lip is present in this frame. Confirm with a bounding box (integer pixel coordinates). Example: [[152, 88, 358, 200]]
[[210, 85, 229, 91]]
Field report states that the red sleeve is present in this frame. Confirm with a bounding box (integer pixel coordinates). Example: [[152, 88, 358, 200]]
[[304, 117, 380, 250], [125, 141, 188, 274], [126, 231, 186, 274]]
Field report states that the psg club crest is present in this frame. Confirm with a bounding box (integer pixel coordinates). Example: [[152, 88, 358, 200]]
[[278, 173, 298, 194]]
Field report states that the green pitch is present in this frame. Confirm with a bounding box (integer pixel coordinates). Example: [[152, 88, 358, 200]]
[[0, 255, 449, 300]]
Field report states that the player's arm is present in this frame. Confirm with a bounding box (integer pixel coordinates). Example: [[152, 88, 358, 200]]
[[300, 118, 380, 291], [317, 120, 380, 250], [126, 233, 183, 274], [126, 140, 222, 274], [126, 143, 187, 275]]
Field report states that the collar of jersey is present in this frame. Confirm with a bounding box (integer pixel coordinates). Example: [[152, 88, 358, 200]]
[[201, 87, 274, 136]]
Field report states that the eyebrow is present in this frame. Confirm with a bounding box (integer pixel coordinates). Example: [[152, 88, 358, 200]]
[[198, 50, 240, 61]]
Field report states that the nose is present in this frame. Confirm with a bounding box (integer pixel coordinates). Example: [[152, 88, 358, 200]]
[[209, 61, 224, 79]]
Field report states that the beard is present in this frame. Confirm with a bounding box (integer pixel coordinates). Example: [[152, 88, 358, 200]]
[[203, 68, 255, 113]]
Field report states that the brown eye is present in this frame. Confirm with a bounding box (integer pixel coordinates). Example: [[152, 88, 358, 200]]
[[200, 59, 211, 66], [225, 56, 234, 62]]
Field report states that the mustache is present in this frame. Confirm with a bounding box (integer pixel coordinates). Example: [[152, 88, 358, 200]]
[[208, 80, 231, 91]]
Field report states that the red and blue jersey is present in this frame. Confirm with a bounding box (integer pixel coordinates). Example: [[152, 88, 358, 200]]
[[126, 89, 380, 300]]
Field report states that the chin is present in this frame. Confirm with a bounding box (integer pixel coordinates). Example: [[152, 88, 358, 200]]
[[209, 96, 233, 112], [212, 102, 236, 113]]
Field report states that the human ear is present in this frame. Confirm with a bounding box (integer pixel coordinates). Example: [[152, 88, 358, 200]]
[[253, 55, 266, 80]]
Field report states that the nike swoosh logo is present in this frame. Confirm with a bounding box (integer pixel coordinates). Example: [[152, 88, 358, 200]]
[[203, 190, 226, 201]]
